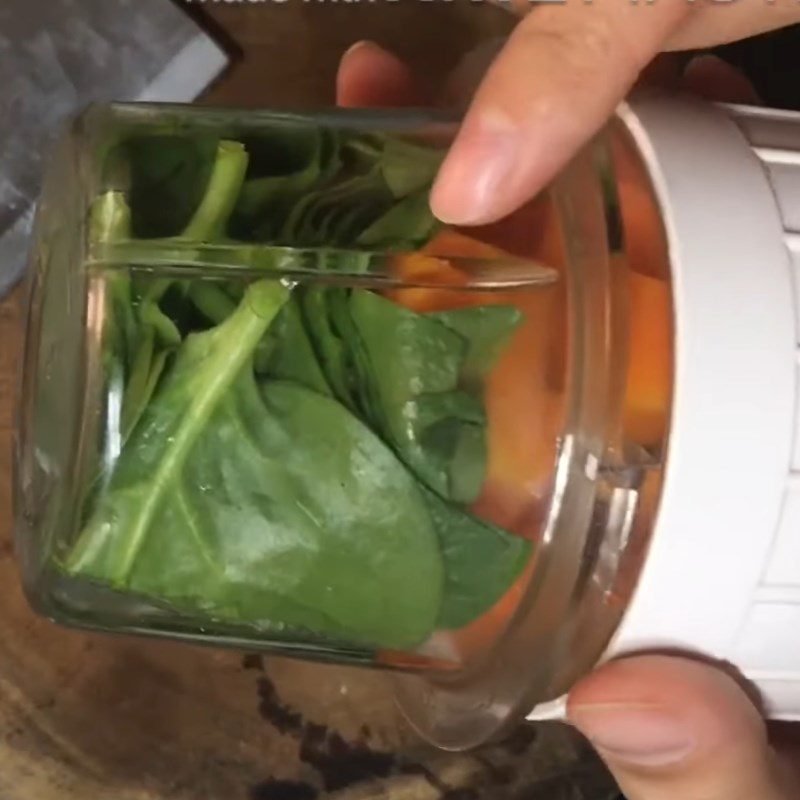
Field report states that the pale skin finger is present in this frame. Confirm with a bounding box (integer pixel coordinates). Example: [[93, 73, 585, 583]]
[[496, 0, 800, 51], [429, 1, 690, 225], [336, 39, 764, 221], [430, 1, 800, 225], [681, 52, 761, 104], [336, 40, 799, 800], [663, 0, 800, 50], [336, 40, 422, 109], [568, 656, 794, 800]]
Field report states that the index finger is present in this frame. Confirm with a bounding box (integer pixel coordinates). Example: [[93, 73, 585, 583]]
[[431, 1, 690, 225]]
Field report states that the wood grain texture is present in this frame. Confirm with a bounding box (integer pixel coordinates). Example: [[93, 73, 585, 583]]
[[0, 4, 615, 798], [198, 0, 512, 107]]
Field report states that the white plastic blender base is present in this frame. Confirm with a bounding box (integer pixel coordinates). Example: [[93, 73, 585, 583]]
[[528, 95, 800, 723]]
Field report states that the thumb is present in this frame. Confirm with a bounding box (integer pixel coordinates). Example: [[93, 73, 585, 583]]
[[430, 2, 689, 225], [567, 655, 792, 800]]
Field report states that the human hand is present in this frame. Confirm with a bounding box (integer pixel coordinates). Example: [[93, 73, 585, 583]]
[[568, 655, 799, 800], [337, 28, 800, 798], [338, 2, 800, 226]]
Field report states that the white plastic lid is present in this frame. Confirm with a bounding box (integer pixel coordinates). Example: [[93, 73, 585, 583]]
[[536, 95, 800, 721]]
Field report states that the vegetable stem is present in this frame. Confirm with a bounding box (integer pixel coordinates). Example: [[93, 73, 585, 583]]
[[66, 279, 289, 582], [188, 282, 237, 324], [181, 141, 249, 241]]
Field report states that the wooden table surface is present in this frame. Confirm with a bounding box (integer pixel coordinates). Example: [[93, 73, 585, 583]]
[[0, 4, 617, 799]]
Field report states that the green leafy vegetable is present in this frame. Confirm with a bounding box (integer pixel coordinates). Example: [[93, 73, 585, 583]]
[[74, 122, 534, 651], [284, 287, 530, 627], [431, 305, 523, 391], [234, 129, 444, 249], [181, 140, 250, 241], [423, 489, 529, 629], [99, 140, 251, 443], [345, 289, 487, 503], [66, 281, 443, 649], [233, 127, 325, 237], [300, 287, 359, 411], [357, 190, 440, 250], [67, 280, 291, 581], [187, 281, 237, 325], [379, 137, 445, 198], [256, 298, 332, 395], [120, 328, 171, 441]]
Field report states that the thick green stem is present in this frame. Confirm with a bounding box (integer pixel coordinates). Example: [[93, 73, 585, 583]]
[[65, 279, 289, 582], [181, 141, 249, 242]]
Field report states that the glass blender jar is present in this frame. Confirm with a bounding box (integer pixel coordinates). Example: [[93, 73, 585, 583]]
[[15, 95, 800, 751]]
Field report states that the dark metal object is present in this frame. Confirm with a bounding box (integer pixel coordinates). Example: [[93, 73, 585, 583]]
[[0, 0, 225, 297]]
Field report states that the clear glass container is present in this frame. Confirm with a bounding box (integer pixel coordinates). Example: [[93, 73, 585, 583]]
[[15, 104, 672, 749]]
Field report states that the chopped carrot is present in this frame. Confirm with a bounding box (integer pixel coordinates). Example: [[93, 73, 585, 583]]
[[378, 183, 670, 666], [456, 194, 562, 261], [385, 252, 468, 312], [423, 230, 513, 260], [471, 284, 563, 536], [445, 562, 533, 663], [375, 649, 459, 672], [378, 211, 569, 666], [386, 231, 512, 312], [376, 560, 535, 669], [624, 267, 672, 446], [388, 208, 568, 534], [612, 132, 669, 281]]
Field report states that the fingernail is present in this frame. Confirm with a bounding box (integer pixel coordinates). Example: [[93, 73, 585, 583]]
[[682, 54, 760, 104], [683, 53, 727, 73], [431, 111, 519, 225], [571, 705, 696, 767], [342, 40, 375, 60]]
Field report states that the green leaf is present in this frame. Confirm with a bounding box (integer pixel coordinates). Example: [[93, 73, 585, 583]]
[[65, 281, 444, 649], [291, 285, 529, 629], [343, 292, 522, 505], [422, 489, 530, 630], [115, 294, 181, 443], [98, 139, 253, 455], [323, 287, 380, 424], [414, 392, 486, 505], [286, 170, 392, 247], [379, 137, 446, 198], [256, 297, 332, 396], [66, 279, 291, 581], [430, 305, 523, 390], [346, 288, 476, 500], [247, 128, 350, 243], [122, 139, 251, 440], [299, 287, 359, 412], [357, 190, 439, 250], [343, 134, 384, 172]]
